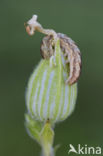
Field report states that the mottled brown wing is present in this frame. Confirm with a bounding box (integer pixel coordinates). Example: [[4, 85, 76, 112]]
[[58, 33, 81, 85]]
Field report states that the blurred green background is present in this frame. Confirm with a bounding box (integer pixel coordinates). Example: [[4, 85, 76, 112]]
[[0, 0, 103, 156]]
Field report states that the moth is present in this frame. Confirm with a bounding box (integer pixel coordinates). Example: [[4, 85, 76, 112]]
[[40, 33, 82, 85], [25, 15, 82, 85]]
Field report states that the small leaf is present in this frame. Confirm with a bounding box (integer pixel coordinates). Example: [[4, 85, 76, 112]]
[[25, 114, 43, 143]]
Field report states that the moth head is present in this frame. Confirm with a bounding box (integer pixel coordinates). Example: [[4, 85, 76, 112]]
[[40, 35, 55, 59]]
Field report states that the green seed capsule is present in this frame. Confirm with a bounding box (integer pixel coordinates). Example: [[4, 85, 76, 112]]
[[26, 40, 77, 124]]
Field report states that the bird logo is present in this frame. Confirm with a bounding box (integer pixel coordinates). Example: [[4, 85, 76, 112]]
[[68, 144, 78, 154]]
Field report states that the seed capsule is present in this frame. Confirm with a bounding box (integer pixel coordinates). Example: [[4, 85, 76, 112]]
[[26, 40, 77, 123], [25, 14, 81, 124]]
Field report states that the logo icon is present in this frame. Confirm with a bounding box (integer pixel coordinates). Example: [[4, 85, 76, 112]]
[[68, 144, 78, 154], [68, 144, 102, 155]]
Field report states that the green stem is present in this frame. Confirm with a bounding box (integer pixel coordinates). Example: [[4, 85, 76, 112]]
[[25, 114, 55, 156], [41, 146, 54, 156], [40, 120, 54, 156]]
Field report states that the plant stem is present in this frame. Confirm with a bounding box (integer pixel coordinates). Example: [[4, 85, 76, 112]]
[[40, 120, 55, 156]]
